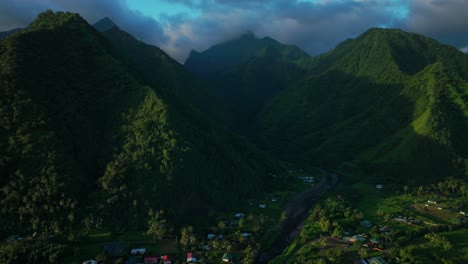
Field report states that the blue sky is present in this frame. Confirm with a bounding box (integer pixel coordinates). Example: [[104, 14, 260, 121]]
[[126, 0, 202, 20], [0, 0, 467, 62]]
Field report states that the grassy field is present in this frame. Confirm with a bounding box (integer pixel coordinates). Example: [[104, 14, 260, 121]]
[[346, 183, 393, 220], [400, 228, 468, 263]]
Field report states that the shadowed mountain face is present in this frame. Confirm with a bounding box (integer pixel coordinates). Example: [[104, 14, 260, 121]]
[[0, 11, 279, 235], [258, 28, 468, 183], [184, 32, 312, 132], [185, 32, 310, 75], [93, 17, 118, 32]]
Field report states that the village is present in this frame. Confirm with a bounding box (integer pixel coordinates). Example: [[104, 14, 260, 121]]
[[4, 170, 466, 264], [269, 176, 468, 264], [53, 167, 325, 264]]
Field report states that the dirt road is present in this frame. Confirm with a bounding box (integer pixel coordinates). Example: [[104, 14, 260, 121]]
[[256, 172, 339, 264]]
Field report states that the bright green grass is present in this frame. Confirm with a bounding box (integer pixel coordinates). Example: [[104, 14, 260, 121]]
[[411, 204, 459, 224], [399, 229, 468, 263], [349, 183, 392, 220]]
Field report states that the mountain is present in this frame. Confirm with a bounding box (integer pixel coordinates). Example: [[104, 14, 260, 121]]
[[0, 28, 22, 40], [184, 32, 312, 132], [0, 10, 279, 236], [185, 31, 310, 75], [259, 28, 468, 183], [94, 18, 220, 116], [93, 17, 118, 32]]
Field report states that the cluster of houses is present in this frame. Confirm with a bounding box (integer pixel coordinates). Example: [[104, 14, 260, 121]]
[[206, 213, 252, 242], [343, 234, 381, 247], [81, 244, 176, 264], [340, 220, 391, 262], [5, 232, 40, 242], [393, 216, 422, 225], [298, 176, 314, 184]]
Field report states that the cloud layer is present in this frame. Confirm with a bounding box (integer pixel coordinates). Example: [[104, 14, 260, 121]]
[[0, 0, 467, 62]]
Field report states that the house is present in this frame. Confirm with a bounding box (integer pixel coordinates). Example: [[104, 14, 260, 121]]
[[379, 226, 391, 233], [460, 211, 466, 216], [354, 260, 368, 264], [187, 252, 197, 263], [393, 217, 407, 223], [103, 244, 125, 257], [241, 233, 251, 237], [427, 200, 437, 204], [298, 176, 314, 183], [222, 253, 233, 262], [349, 235, 367, 243], [234, 213, 245, 218], [130, 248, 146, 255], [144, 256, 159, 264], [82, 260, 98, 264], [230, 219, 240, 227], [259, 204, 266, 209], [202, 245, 211, 251], [365, 257, 388, 264], [162, 255, 172, 264], [207, 233, 216, 240], [375, 184, 383, 189], [360, 220, 373, 228]]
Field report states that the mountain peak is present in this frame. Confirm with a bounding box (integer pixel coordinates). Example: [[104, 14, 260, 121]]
[[314, 27, 458, 77], [184, 32, 309, 74], [239, 30, 256, 39], [93, 17, 118, 32], [28, 10, 86, 30]]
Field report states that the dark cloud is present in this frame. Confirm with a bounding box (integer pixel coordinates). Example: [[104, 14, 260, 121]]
[[0, 0, 467, 62], [0, 0, 168, 48], [0, 0, 47, 30], [403, 0, 468, 48]]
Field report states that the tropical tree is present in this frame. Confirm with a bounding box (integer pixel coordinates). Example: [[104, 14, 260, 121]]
[[332, 226, 343, 238], [147, 209, 169, 244], [318, 236, 327, 249], [358, 247, 368, 259], [280, 211, 287, 223], [404, 185, 409, 196], [180, 226, 196, 251], [243, 245, 257, 264]]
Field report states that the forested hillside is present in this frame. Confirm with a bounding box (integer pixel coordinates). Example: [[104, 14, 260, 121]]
[[259, 28, 468, 183], [0, 11, 279, 238]]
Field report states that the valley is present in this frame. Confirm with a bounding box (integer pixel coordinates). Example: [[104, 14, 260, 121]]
[[0, 9, 467, 264]]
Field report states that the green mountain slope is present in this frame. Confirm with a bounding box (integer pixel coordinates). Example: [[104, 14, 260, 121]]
[[259, 28, 468, 183], [184, 33, 312, 132], [95, 18, 220, 116], [0, 11, 277, 236]]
